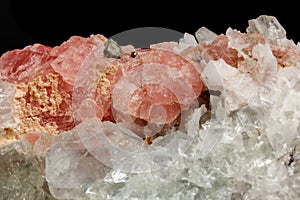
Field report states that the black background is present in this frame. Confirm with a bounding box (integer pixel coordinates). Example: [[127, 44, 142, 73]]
[[1, 0, 298, 55]]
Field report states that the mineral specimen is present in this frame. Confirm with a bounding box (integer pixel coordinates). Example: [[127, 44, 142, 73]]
[[0, 33, 205, 143], [1, 15, 300, 200]]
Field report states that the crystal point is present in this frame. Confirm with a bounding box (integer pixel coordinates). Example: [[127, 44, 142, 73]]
[[246, 15, 287, 45], [195, 26, 218, 43]]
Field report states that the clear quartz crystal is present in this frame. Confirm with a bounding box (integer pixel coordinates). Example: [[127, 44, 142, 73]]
[[265, 66, 300, 148], [45, 130, 109, 200], [195, 26, 218, 43], [246, 15, 295, 47], [247, 15, 286, 41], [174, 33, 198, 52]]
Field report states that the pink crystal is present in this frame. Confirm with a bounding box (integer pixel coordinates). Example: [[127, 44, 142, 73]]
[[0, 34, 107, 135], [198, 29, 300, 69], [50, 34, 107, 85], [0, 34, 205, 143]]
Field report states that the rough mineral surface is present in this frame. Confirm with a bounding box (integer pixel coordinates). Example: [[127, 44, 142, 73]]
[[0, 35, 105, 137], [0, 141, 55, 200], [1, 15, 300, 200]]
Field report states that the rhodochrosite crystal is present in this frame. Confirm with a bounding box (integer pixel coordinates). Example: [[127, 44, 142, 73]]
[[0, 34, 204, 144], [0, 34, 106, 136], [1, 15, 300, 199]]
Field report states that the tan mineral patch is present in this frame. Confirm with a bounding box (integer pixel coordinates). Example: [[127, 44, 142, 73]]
[[98, 76, 111, 96], [0, 127, 19, 146], [13, 73, 68, 135], [105, 64, 118, 74], [97, 64, 118, 96]]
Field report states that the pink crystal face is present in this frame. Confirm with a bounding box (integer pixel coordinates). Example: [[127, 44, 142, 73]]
[[0, 34, 205, 143], [73, 47, 204, 142], [0, 34, 106, 135], [199, 29, 300, 68], [111, 49, 203, 139], [2, 24, 300, 144]]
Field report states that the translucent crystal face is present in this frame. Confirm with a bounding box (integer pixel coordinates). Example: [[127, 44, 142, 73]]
[[1, 15, 300, 200], [72, 28, 205, 173]]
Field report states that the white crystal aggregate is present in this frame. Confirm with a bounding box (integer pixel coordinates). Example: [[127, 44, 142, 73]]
[[246, 15, 296, 48], [1, 15, 300, 200], [174, 32, 198, 53], [0, 81, 18, 139], [195, 26, 218, 44]]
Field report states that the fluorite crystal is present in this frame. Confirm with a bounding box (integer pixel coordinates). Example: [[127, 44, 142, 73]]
[[1, 15, 300, 199]]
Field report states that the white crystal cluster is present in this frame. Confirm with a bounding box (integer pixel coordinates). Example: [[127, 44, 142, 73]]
[[0, 82, 17, 141], [1, 15, 300, 200]]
